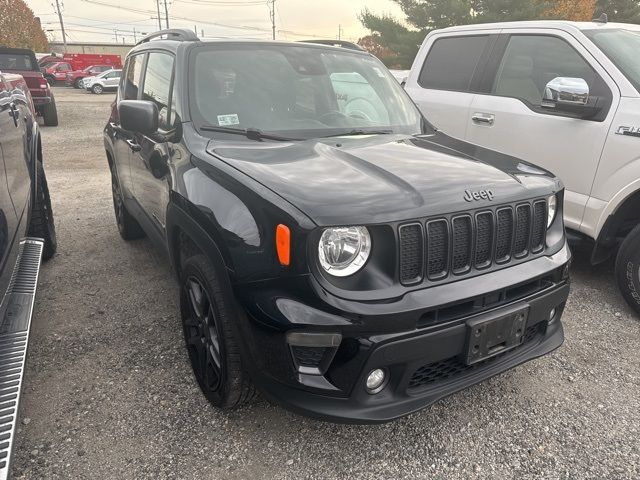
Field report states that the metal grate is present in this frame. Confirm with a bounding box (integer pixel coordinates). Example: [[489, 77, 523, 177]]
[[495, 208, 514, 262], [397, 198, 548, 285], [399, 224, 424, 284], [452, 216, 472, 274], [408, 323, 542, 390], [514, 204, 532, 257], [426, 220, 448, 279], [475, 212, 493, 268], [531, 201, 547, 253]]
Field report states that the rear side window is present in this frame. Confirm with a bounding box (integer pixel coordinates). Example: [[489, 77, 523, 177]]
[[123, 54, 144, 100], [141, 52, 175, 130], [418, 36, 490, 92]]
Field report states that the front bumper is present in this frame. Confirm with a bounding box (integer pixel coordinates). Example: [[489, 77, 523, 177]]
[[238, 244, 571, 423]]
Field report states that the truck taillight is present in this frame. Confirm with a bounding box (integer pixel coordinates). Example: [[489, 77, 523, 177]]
[[40, 81, 48, 89]]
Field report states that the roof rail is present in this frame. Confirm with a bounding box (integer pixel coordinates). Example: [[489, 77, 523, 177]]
[[298, 40, 364, 51], [136, 29, 199, 46]]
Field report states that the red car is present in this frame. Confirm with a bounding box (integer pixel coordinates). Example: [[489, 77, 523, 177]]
[[65, 64, 114, 88], [0, 48, 58, 126]]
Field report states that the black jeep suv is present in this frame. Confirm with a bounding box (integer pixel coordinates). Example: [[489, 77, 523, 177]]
[[104, 29, 570, 423]]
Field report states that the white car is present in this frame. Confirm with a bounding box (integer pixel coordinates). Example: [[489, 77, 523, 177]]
[[405, 19, 640, 314], [84, 68, 122, 94]]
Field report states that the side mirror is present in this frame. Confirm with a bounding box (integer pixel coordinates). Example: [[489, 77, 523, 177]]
[[118, 100, 158, 134], [542, 77, 601, 118]]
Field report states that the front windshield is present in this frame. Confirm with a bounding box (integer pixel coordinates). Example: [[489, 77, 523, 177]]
[[584, 28, 640, 93], [189, 44, 424, 139]]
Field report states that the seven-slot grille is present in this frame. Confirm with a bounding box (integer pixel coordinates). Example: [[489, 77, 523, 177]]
[[398, 199, 548, 285]]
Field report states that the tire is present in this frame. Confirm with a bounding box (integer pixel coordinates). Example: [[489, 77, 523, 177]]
[[180, 254, 255, 409], [91, 84, 103, 94], [42, 95, 58, 127], [28, 162, 57, 261], [74, 78, 84, 89], [110, 166, 145, 240], [615, 224, 640, 316]]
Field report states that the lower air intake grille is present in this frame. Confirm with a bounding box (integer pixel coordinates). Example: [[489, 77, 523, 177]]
[[408, 323, 543, 391]]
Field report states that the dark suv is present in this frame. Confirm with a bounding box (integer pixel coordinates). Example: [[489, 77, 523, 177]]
[[104, 29, 570, 423], [0, 71, 57, 477], [0, 48, 59, 126]]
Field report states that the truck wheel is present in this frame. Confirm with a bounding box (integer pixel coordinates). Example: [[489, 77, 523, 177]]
[[28, 162, 57, 261], [180, 254, 255, 409], [74, 78, 84, 89], [42, 95, 59, 126], [91, 84, 103, 94], [615, 224, 640, 316], [110, 167, 145, 240]]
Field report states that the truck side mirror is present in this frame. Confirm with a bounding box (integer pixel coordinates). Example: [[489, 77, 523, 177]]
[[542, 77, 601, 119], [118, 100, 158, 134]]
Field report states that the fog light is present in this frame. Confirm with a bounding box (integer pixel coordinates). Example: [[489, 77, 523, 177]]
[[366, 368, 386, 393], [548, 308, 557, 323]]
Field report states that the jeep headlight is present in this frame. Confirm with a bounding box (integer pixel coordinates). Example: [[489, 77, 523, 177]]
[[547, 194, 557, 228], [318, 226, 371, 277]]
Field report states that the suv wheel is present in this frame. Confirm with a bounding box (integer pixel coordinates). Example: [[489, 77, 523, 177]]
[[28, 162, 57, 261], [180, 254, 255, 409], [42, 94, 58, 126], [110, 167, 145, 240], [615, 224, 640, 316], [74, 78, 84, 89], [91, 84, 103, 94]]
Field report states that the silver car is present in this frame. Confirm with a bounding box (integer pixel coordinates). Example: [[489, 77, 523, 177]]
[[84, 69, 122, 94]]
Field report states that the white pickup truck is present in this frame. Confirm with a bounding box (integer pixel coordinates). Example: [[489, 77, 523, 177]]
[[405, 19, 640, 315]]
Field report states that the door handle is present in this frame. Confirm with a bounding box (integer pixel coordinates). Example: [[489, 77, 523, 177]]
[[471, 113, 495, 126], [126, 139, 141, 152]]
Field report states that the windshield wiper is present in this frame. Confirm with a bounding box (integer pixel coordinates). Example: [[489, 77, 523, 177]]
[[200, 125, 298, 141], [320, 128, 394, 138]]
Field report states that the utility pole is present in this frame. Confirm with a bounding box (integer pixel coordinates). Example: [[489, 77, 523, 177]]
[[133, 27, 137, 43], [53, 0, 67, 47], [338, 24, 342, 40], [269, 0, 275, 40], [201, 29, 204, 38], [155, 0, 162, 30], [113, 28, 118, 43], [163, 0, 170, 29]]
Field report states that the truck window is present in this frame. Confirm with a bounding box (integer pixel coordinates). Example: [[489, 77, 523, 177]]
[[584, 28, 640, 93], [418, 35, 490, 92], [141, 52, 175, 130], [493, 35, 596, 107], [123, 54, 144, 100]]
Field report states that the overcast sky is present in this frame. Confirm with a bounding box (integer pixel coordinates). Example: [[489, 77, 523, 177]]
[[27, 0, 405, 44]]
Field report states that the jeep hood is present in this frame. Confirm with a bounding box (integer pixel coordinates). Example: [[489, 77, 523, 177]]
[[206, 132, 561, 226]]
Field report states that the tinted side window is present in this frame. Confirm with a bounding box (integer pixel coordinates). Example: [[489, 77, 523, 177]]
[[123, 54, 144, 100], [493, 35, 597, 107], [141, 52, 174, 130], [419, 36, 490, 92]]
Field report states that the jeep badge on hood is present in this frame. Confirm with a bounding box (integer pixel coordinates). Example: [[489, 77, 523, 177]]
[[464, 188, 494, 202]]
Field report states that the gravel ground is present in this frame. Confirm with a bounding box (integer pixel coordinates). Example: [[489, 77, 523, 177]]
[[11, 87, 640, 479]]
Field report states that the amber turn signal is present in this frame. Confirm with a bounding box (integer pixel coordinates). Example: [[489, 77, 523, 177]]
[[276, 224, 290, 266]]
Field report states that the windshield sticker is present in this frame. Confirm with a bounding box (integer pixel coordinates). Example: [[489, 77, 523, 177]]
[[217, 114, 239, 126]]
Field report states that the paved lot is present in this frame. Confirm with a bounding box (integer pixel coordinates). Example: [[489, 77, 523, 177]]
[[12, 87, 640, 479]]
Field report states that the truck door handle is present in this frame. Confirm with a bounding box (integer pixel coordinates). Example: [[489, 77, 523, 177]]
[[126, 139, 141, 152], [471, 113, 495, 126]]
